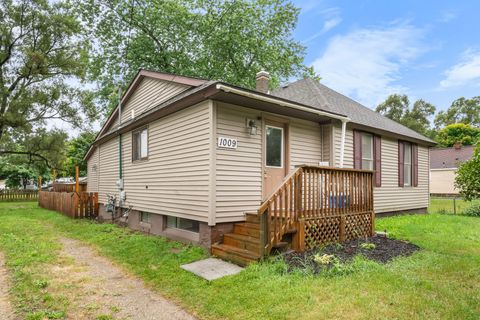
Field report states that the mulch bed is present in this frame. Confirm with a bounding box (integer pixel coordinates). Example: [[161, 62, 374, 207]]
[[284, 235, 419, 273]]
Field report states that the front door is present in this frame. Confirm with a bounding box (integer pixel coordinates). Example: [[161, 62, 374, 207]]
[[263, 122, 287, 198]]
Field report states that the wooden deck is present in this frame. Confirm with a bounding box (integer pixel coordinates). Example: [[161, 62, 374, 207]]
[[212, 166, 375, 265]]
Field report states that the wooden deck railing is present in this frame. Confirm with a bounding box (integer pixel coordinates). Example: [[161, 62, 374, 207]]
[[258, 166, 374, 255], [0, 189, 39, 202], [38, 191, 98, 219]]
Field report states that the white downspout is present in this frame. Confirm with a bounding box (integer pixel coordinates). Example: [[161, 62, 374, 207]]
[[339, 119, 348, 168]]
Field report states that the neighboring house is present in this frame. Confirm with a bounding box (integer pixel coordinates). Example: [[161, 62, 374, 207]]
[[84, 69, 435, 251], [430, 144, 475, 196]]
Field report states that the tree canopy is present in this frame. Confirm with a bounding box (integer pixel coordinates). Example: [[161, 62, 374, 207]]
[[436, 123, 480, 147], [375, 94, 436, 137], [0, 0, 97, 172], [435, 97, 480, 129], [63, 131, 96, 177], [79, 0, 317, 113], [455, 144, 480, 201]]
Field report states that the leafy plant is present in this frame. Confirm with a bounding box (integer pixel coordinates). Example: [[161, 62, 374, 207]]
[[360, 243, 376, 250], [455, 144, 480, 200], [464, 202, 480, 217], [313, 253, 336, 265]]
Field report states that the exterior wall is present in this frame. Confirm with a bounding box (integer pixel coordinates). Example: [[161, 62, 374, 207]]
[[214, 102, 328, 223], [331, 124, 430, 213], [120, 78, 189, 124], [86, 147, 99, 192], [430, 169, 458, 195], [215, 102, 263, 223], [120, 101, 211, 222], [98, 137, 119, 204]]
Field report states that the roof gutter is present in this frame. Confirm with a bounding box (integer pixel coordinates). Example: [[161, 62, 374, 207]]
[[216, 84, 351, 167]]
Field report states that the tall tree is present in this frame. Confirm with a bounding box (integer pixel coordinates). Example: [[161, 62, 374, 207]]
[[376, 94, 436, 137], [435, 97, 480, 129], [0, 0, 96, 166], [455, 144, 480, 201], [64, 131, 96, 177], [436, 123, 480, 147], [79, 0, 317, 113]]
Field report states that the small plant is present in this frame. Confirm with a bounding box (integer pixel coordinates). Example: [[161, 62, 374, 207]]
[[33, 279, 49, 289], [360, 243, 376, 250], [313, 253, 336, 265], [438, 208, 447, 215], [464, 202, 480, 217]]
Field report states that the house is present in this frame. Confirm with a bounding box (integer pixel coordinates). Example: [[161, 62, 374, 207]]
[[84, 69, 435, 263], [430, 144, 474, 196]]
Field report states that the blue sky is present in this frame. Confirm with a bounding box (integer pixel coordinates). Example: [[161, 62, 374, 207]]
[[292, 0, 480, 111]]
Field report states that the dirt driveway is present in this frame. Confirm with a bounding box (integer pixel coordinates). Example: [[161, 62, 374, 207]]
[[0, 252, 15, 320]]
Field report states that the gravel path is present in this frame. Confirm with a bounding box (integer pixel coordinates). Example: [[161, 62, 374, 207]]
[[0, 252, 16, 320], [57, 238, 195, 320]]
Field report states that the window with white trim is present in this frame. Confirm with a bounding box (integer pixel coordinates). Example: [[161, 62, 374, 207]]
[[361, 133, 374, 170], [132, 127, 148, 161], [403, 142, 412, 186]]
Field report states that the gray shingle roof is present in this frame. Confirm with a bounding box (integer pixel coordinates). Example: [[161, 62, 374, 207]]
[[271, 78, 435, 144], [430, 145, 475, 169]]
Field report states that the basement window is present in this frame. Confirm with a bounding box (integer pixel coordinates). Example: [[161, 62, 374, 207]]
[[140, 212, 151, 223], [132, 127, 148, 161], [166, 216, 200, 233]]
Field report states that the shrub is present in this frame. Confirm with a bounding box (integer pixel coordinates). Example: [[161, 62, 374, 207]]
[[313, 254, 336, 265], [464, 202, 480, 217], [360, 243, 376, 250]]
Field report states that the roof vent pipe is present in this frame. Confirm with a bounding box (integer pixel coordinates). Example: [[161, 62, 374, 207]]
[[256, 71, 270, 93]]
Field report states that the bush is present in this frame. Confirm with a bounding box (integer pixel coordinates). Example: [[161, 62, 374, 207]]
[[464, 202, 480, 217]]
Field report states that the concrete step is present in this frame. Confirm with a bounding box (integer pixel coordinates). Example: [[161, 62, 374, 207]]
[[211, 244, 260, 266], [223, 233, 261, 254]]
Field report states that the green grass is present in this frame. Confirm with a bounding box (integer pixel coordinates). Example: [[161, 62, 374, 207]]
[[0, 202, 479, 319], [429, 197, 480, 214]]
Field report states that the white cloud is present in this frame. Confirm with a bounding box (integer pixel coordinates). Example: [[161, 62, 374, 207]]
[[312, 24, 426, 107], [440, 49, 480, 88], [303, 17, 342, 43]]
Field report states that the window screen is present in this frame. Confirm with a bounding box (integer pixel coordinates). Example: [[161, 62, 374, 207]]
[[132, 127, 148, 161]]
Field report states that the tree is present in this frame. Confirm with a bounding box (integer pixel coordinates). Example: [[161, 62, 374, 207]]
[[64, 131, 96, 177], [435, 97, 480, 129], [0, 0, 97, 165], [455, 144, 480, 201], [435, 123, 480, 147], [79, 0, 317, 113], [376, 94, 436, 137]]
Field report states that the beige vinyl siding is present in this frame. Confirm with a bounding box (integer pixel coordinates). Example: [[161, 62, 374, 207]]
[[332, 124, 354, 168], [373, 137, 429, 213], [120, 78, 189, 124], [98, 138, 119, 204], [331, 125, 429, 213], [290, 118, 323, 168], [215, 102, 263, 223], [121, 101, 211, 222], [321, 124, 331, 164], [86, 147, 99, 192], [430, 169, 458, 194]]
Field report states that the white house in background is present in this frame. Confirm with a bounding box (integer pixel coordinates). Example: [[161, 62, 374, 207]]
[[430, 144, 475, 196]]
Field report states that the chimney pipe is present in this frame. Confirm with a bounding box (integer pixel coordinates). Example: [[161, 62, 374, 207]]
[[256, 71, 270, 93]]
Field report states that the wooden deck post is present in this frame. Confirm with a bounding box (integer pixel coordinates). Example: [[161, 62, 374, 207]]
[[292, 219, 305, 252], [339, 215, 346, 242], [259, 211, 268, 258], [38, 176, 42, 192], [75, 165, 79, 194]]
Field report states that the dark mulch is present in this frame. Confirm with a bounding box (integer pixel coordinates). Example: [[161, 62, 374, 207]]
[[284, 235, 419, 273]]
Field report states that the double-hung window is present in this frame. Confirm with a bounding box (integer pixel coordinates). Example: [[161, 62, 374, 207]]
[[403, 142, 412, 187], [132, 127, 148, 161], [361, 133, 374, 170]]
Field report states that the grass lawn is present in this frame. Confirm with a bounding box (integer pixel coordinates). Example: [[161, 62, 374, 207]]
[[0, 202, 479, 319], [429, 197, 480, 214]]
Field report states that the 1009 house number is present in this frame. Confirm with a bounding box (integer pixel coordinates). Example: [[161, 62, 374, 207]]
[[217, 137, 238, 149]]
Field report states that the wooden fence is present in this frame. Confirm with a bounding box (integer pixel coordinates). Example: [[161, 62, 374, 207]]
[[52, 182, 87, 193], [0, 190, 39, 202], [38, 191, 98, 219]]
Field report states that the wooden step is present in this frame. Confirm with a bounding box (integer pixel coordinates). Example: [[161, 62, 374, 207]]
[[245, 212, 260, 223], [233, 222, 260, 238], [211, 244, 260, 266], [224, 233, 261, 254]]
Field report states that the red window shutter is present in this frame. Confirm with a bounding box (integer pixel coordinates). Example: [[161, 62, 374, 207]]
[[374, 136, 382, 187], [412, 144, 418, 187], [353, 130, 362, 169], [398, 141, 404, 187]]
